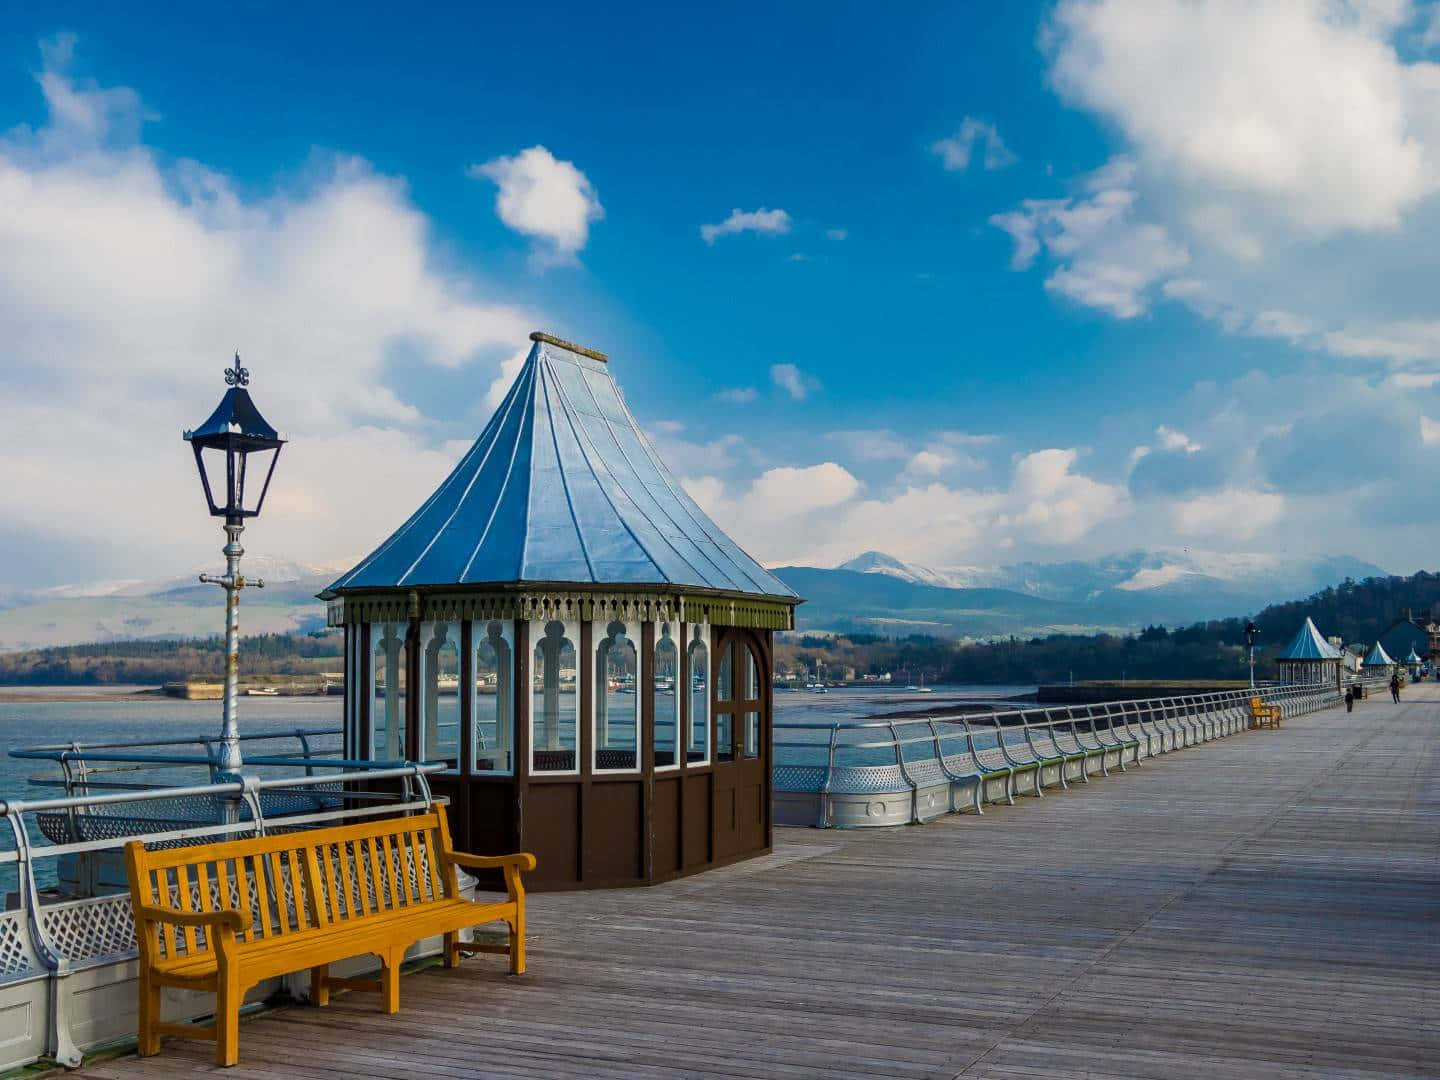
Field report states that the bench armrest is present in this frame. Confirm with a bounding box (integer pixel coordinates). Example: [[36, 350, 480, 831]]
[[448, 851, 537, 873], [134, 903, 247, 932]]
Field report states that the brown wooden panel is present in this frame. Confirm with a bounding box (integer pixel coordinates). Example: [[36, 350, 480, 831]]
[[524, 783, 580, 888], [584, 781, 642, 883], [683, 772, 710, 869], [714, 787, 737, 859], [741, 780, 765, 852], [652, 776, 681, 878]]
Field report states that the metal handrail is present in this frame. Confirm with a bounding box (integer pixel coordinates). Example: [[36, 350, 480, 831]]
[[774, 683, 1342, 816]]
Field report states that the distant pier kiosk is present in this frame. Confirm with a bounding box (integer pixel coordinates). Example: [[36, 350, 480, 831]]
[[1362, 641, 1395, 676], [1274, 617, 1343, 688], [321, 333, 800, 889]]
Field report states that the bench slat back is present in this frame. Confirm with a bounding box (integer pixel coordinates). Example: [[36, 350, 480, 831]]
[[127, 809, 455, 964]]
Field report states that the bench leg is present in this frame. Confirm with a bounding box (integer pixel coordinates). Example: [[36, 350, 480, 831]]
[[381, 946, 404, 1014], [215, 970, 241, 1068], [137, 972, 161, 1057], [508, 911, 526, 976], [310, 965, 329, 1007], [443, 931, 459, 969]]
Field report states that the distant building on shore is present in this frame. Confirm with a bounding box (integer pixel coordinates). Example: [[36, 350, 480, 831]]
[[1378, 608, 1437, 665]]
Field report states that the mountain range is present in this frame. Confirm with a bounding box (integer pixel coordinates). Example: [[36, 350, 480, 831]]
[[0, 549, 1391, 650], [769, 549, 1388, 640]]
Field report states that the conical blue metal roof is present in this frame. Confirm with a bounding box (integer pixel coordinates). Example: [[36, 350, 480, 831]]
[[1363, 641, 1394, 667], [1276, 617, 1343, 661], [325, 334, 799, 600], [1405, 648, 1422, 664]]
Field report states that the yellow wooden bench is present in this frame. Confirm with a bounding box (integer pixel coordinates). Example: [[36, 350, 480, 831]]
[[1249, 697, 1283, 729], [124, 804, 534, 1067]]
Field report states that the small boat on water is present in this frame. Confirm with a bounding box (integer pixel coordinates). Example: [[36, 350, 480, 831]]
[[244, 686, 279, 696]]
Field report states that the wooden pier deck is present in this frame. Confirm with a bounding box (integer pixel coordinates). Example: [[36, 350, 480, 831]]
[[83, 686, 1440, 1079]]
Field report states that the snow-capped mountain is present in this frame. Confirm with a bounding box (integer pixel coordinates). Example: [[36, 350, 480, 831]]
[[829, 549, 1389, 627]]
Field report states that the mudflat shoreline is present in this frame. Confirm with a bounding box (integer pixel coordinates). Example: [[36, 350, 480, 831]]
[[0, 686, 166, 703]]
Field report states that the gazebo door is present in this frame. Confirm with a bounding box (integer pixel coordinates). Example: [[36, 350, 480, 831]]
[[711, 630, 768, 860]]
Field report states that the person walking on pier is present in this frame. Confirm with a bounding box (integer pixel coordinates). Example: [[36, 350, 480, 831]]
[[1389, 671, 1401, 703], [1345, 686, 1354, 713]]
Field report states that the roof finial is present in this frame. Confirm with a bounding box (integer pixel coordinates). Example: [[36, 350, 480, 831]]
[[225, 351, 250, 388]]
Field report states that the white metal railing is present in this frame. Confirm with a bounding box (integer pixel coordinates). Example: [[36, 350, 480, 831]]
[[0, 762, 442, 1067], [774, 683, 1341, 828]]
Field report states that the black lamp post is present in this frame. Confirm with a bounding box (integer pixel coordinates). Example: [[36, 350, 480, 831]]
[[1243, 621, 1259, 689], [183, 355, 286, 774]]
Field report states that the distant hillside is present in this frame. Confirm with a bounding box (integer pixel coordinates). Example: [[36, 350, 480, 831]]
[[0, 632, 343, 685], [773, 567, 1117, 638], [776, 568, 1440, 686], [792, 549, 1390, 635]]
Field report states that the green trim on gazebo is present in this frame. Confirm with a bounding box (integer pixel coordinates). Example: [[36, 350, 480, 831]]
[[326, 586, 796, 631]]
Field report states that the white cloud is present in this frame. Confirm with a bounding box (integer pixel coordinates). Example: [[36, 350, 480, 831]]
[[786, 252, 812, 262], [826, 228, 848, 241], [1422, 416, 1440, 446], [468, 145, 603, 267], [1170, 488, 1286, 541], [906, 449, 954, 476], [1044, 0, 1440, 235], [1155, 425, 1201, 453], [0, 39, 535, 586], [992, 158, 1189, 318], [770, 363, 820, 400], [931, 117, 1019, 172], [716, 386, 759, 404], [751, 463, 861, 516], [700, 207, 792, 245]]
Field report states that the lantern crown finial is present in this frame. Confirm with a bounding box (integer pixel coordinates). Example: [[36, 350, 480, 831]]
[[225, 351, 250, 388]]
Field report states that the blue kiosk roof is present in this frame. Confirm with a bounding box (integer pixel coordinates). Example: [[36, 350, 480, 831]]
[[326, 334, 799, 601], [1276, 617, 1343, 661], [1363, 641, 1395, 667]]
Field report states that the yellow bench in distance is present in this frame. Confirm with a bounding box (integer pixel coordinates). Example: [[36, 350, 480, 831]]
[[124, 804, 534, 1067], [1249, 697, 1283, 729]]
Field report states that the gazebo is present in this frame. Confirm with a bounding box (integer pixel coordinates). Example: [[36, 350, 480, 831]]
[[321, 333, 801, 889], [1362, 641, 1395, 674], [1274, 617, 1343, 687]]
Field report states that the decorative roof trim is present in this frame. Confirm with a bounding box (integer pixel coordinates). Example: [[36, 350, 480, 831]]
[[529, 331, 607, 363], [328, 585, 795, 631]]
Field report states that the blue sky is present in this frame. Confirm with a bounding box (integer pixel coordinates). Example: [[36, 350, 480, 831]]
[[2, 2, 1439, 591]]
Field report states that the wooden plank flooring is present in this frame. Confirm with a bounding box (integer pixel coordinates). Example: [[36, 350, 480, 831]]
[[83, 686, 1440, 1078]]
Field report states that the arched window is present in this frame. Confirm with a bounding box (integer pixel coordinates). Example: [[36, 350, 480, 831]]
[[594, 620, 640, 772], [420, 622, 459, 765], [531, 620, 577, 773], [715, 639, 734, 761], [473, 620, 513, 774], [371, 623, 406, 760], [742, 644, 761, 759], [654, 623, 679, 769], [687, 626, 709, 764]]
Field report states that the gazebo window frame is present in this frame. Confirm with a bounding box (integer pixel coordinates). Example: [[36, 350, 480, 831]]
[[369, 621, 407, 762], [686, 624, 711, 766], [472, 618, 515, 776], [418, 620, 461, 771], [592, 619, 642, 775], [653, 621, 681, 772], [529, 618, 580, 775]]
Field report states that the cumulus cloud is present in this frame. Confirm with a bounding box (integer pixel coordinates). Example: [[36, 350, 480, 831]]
[[700, 207, 791, 245], [770, 363, 820, 400], [931, 117, 1019, 172], [989, 2, 1440, 370], [991, 157, 1189, 317], [468, 145, 603, 267], [0, 39, 535, 586], [1044, 0, 1440, 235]]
